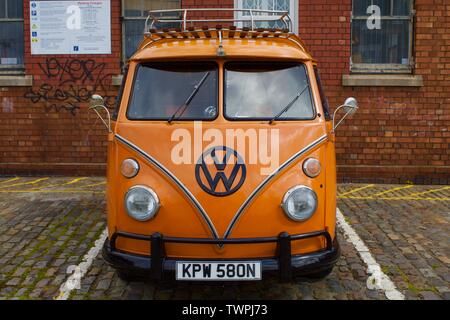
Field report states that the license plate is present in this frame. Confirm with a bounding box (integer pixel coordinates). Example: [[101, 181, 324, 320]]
[[176, 261, 262, 281]]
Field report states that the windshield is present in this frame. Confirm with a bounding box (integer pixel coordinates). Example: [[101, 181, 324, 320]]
[[224, 62, 315, 120], [127, 62, 218, 120]]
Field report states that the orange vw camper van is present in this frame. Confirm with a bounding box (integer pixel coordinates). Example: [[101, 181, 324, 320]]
[[90, 8, 358, 282]]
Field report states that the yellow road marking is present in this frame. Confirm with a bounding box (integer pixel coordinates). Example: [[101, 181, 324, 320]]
[[0, 189, 105, 194], [339, 195, 450, 201], [0, 177, 20, 184], [372, 185, 414, 197], [0, 177, 49, 190], [388, 197, 450, 201], [339, 184, 375, 197], [64, 177, 89, 185], [81, 181, 106, 188], [30, 177, 90, 191], [406, 186, 450, 197], [29, 183, 67, 191]]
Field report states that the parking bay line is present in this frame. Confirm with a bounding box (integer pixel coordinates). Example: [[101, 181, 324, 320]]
[[65, 177, 89, 185], [406, 185, 450, 197], [0, 189, 105, 194], [336, 208, 405, 300], [81, 181, 106, 188], [338, 195, 450, 202], [338, 184, 375, 197], [55, 228, 108, 300], [372, 184, 414, 197], [30, 177, 90, 191], [0, 177, 49, 190], [27, 179, 105, 192], [0, 177, 20, 184]]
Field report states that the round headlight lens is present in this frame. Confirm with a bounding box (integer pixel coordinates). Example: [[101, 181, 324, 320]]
[[282, 186, 318, 221], [303, 158, 321, 178], [124, 186, 159, 221], [121, 159, 139, 178]]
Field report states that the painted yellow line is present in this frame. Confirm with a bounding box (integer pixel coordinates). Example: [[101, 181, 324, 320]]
[[0, 189, 105, 194], [406, 186, 450, 197], [339, 184, 375, 197], [372, 185, 414, 197], [339, 196, 372, 199], [80, 181, 106, 188], [0, 177, 49, 190], [0, 177, 20, 184], [383, 197, 450, 201], [64, 177, 89, 185], [27, 180, 105, 191], [30, 177, 90, 191], [339, 195, 450, 201], [29, 184, 67, 191]]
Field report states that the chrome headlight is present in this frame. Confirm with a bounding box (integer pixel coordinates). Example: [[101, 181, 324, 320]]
[[124, 186, 159, 221], [281, 186, 317, 221]]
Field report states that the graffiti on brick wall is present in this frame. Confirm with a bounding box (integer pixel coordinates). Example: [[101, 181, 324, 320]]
[[24, 58, 115, 116]]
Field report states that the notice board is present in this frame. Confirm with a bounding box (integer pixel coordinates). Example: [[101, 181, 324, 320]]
[[30, 0, 111, 54]]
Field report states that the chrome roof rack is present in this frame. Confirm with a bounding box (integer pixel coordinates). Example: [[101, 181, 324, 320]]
[[145, 8, 293, 33]]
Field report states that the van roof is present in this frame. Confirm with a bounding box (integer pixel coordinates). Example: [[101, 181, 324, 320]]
[[131, 27, 314, 62], [129, 9, 314, 62]]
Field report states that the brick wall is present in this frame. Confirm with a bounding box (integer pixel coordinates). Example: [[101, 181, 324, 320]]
[[298, 0, 449, 184], [0, 0, 448, 183], [0, 0, 121, 175]]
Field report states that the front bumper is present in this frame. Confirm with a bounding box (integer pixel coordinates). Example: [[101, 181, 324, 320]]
[[102, 230, 340, 282]]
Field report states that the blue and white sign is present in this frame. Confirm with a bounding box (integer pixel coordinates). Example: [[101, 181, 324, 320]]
[[30, 0, 111, 55]]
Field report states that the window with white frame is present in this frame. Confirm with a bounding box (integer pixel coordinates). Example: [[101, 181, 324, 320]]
[[351, 0, 414, 73], [122, 0, 181, 62], [234, 0, 298, 32], [0, 0, 24, 72]]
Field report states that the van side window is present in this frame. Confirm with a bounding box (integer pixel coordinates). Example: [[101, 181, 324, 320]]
[[112, 66, 128, 120], [313, 66, 331, 120]]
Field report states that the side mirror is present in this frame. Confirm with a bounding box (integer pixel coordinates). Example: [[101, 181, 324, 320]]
[[90, 94, 104, 107], [343, 97, 358, 116], [332, 97, 358, 133], [89, 94, 112, 133]]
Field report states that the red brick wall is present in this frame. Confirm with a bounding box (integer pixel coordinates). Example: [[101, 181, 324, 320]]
[[299, 0, 449, 184], [0, 0, 448, 183], [0, 0, 121, 175]]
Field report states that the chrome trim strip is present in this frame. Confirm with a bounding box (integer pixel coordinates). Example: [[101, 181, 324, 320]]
[[223, 134, 328, 239], [115, 134, 220, 239]]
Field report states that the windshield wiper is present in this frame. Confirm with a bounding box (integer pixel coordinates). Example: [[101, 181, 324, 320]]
[[269, 85, 309, 124], [168, 72, 210, 123]]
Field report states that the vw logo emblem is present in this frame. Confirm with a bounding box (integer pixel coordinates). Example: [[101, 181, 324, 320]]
[[195, 146, 246, 197]]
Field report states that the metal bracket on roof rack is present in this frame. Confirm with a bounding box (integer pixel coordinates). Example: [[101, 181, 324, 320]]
[[145, 8, 293, 33], [217, 31, 226, 57]]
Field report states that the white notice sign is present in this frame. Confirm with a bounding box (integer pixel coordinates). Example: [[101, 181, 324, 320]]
[[30, 0, 111, 54]]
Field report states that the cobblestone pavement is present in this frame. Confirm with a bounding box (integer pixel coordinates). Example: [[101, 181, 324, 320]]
[[338, 184, 450, 300], [0, 176, 448, 300]]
